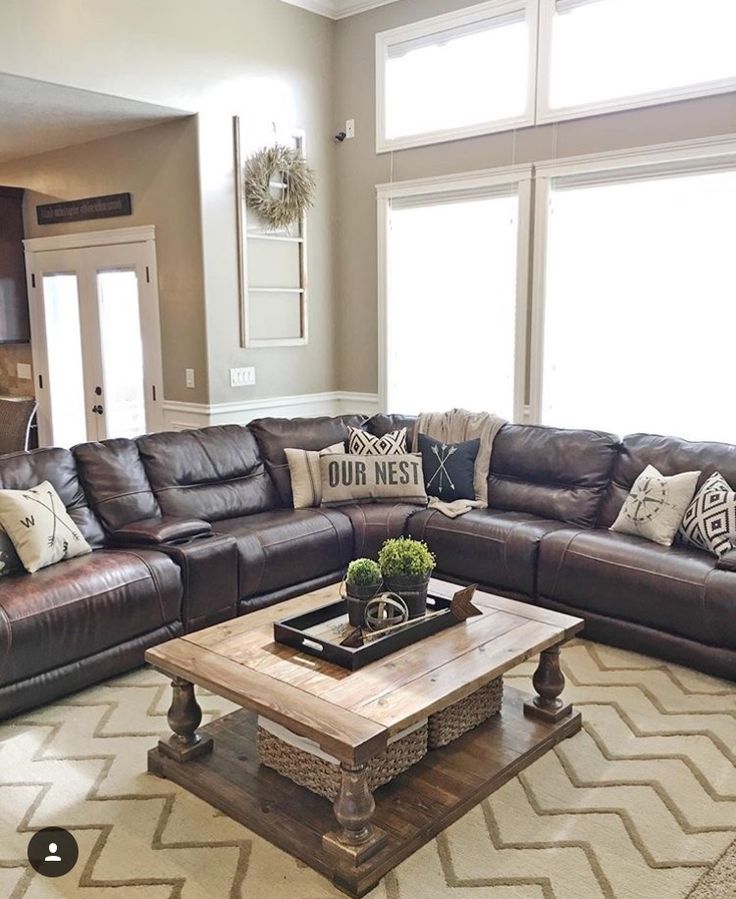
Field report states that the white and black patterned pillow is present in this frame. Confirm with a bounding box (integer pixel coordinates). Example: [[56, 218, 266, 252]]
[[348, 427, 407, 456], [610, 465, 700, 547], [679, 472, 736, 558]]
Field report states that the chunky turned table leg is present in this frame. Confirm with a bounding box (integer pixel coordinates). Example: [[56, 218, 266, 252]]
[[158, 678, 213, 762], [524, 645, 573, 723], [322, 762, 387, 865]]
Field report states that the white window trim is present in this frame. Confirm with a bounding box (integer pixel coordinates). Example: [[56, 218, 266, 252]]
[[535, 0, 736, 126], [528, 132, 736, 424], [376, 164, 534, 421], [375, 0, 537, 154], [23, 225, 156, 253]]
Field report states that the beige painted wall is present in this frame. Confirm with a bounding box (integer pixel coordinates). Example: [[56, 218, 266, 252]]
[[0, 0, 338, 406], [0, 118, 207, 403], [334, 0, 736, 394]]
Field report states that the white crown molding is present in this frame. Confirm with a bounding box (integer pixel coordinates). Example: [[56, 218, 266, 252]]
[[162, 391, 381, 431], [281, 0, 400, 20]]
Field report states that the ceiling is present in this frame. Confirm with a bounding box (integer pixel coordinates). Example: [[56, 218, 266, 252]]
[[0, 73, 189, 165], [281, 0, 400, 19]]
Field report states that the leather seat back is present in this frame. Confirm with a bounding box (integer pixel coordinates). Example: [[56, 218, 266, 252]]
[[489, 424, 620, 528], [0, 448, 106, 546], [137, 426, 279, 522], [249, 415, 366, 506], [74, 438, 161, 532], [598, 432, 736, 528], [364, 413, 418, 442]]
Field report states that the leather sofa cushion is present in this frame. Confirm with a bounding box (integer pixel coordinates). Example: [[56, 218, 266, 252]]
[[138, 426, 279, 522], [0, 549, 182, 685], [74, 438, 161, 531], [488, 424, 620, 528], [213, 508, 353, 599], [598, 433, 736, 528], [0, 448, 105, 547], [339, 503, 420, 559], [538, 528, 736, 650], [364, 414, 418, 442], [408, 509, 569, 596], [249, 415, 366, 506]]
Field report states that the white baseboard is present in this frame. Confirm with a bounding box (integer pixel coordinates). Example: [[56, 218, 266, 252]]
[[162, 391, 381, 432]]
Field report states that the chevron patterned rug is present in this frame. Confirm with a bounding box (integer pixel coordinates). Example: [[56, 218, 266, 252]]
[[1, 639, 734, 899]]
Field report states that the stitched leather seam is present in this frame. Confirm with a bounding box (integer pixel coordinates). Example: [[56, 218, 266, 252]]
[[422, 523, 506, 543], [152, 470, 269, 492], [315, 510, 347, 561], [113, 551, 168, 625], [92, 488, 155, 505], [563, 548, 708, 588], [549, 532, 581, 597], [490, 472, 608, 492]]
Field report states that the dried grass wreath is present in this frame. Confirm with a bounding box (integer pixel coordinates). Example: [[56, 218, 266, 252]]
[[245, 144, 316, 230]]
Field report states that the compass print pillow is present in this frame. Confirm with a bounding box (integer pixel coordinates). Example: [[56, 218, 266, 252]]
[[0, 481, 92, 573], [610, 464, 700, 547]]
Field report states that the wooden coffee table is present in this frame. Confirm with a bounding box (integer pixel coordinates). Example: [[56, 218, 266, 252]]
[[146, 579, 583, 897]]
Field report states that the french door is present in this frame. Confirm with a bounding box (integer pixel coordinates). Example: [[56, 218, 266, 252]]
[[25, 230, 164, 448]]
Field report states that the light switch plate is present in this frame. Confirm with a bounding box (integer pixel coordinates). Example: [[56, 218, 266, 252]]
[[230, 366, 256, 387], [185, 368, 195, 389], [345, 119, 355, 139], [16, 363, 32, 380]]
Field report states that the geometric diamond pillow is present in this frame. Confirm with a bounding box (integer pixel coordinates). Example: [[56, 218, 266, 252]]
[[678, 472, 736, 558], [348, 427, 407, 456], [0, 481, 92, 573]]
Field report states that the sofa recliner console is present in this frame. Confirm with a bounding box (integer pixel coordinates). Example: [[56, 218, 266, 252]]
[[1, 412, 734, 719]]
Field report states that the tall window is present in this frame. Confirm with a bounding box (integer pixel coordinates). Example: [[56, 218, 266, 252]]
[[377, 1, 535, 152], [540, 0, 736, 118], [538, 168, 736, 441], [383, 182, 528, 418]]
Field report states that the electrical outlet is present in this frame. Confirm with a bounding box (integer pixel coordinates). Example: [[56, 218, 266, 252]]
[[185, 368, 195, 389], [16, 363, 32, 380], [230, 366, 256, 388], [345, 119, 355, 140]]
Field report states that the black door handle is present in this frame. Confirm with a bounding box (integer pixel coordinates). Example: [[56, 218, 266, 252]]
[[92, 405, 104, 415]]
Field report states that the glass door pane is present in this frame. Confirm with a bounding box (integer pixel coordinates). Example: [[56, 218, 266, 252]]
[[386, 193, 520, 417], [41, 273, 88, 448], [96, 269, 147, 439]]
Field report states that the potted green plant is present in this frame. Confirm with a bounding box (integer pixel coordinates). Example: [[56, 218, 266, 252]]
[[378, 537, 436, 619], [345, 558, 383, 627]]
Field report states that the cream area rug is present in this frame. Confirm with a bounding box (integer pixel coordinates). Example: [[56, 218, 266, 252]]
[[1, 639, 734, 899]]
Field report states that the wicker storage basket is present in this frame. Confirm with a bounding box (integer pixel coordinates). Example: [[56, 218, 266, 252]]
[[257, 720, 428, 802], [428, 677, 503, 749]]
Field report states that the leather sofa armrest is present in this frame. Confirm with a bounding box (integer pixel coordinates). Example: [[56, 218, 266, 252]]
[[151, 534, 239, 632], [111, 516, 212, 546], [716, 548, 736, 572]]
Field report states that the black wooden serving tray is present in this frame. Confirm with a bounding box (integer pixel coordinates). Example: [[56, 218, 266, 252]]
[[274, 593, 461, 671]]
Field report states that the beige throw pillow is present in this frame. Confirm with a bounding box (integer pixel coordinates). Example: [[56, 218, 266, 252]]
[[610, 464, 700, 547], [285, 443, 345, 509], [0, 481, 92, 573], [320, 453, 428, 507]]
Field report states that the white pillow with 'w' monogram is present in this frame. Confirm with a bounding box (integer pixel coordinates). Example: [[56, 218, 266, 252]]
[[0, 480, 92, 573]]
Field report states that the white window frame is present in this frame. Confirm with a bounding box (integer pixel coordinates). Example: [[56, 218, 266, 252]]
[[375, 0, 538, 154], [536, 0, 736, 125], [376, 164, 534, 420], [528, 134, 736, 425]]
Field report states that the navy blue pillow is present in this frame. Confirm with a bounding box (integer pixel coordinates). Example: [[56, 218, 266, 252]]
[[418, 433, 480, 502]]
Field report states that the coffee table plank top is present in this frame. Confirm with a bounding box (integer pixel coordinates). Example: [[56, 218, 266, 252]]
[[146, 579, 583, 764]]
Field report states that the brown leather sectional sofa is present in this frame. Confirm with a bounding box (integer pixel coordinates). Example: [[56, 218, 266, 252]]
[[1, 412, 734, 720]]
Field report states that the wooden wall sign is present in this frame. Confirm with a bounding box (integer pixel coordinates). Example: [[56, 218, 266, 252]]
[[36, 193, 132, 225]]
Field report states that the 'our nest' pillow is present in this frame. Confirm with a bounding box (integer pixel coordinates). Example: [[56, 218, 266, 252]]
[[418, 433, 480, 503], [679, 472, 736, 558], [0, 481, 92, 573], [610, 464, 700, 547], [320, 453, 427, 507], [285, 442, 345, 509], [347, 426, 407, 456]]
